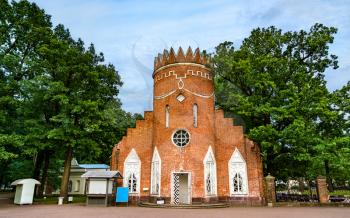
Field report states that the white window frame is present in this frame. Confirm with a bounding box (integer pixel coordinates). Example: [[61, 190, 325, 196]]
[[151, 147, 161, 196], [193, 104, 198, 128], [171, 129, 190, 147], [165, 105, 170, 128], [228, 148, 249, 196], [123, 148, 141, 194], [74, 180, 80, 192], [203, 146, 217, 196]]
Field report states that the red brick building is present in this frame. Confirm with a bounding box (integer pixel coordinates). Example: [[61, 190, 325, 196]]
[[111, 47, 265, 205]]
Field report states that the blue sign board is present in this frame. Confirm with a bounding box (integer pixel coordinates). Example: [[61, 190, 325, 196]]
[[116, 187, 129, 203]]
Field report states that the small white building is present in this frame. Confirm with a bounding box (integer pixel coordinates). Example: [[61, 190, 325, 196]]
[[11, 179, 40, 205], [54, 158, 109, 195], [81, 171, 122, 206], [68, 158, 109, 195]]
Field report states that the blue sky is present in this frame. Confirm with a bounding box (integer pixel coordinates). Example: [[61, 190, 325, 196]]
[[30, 0, 350, 114]]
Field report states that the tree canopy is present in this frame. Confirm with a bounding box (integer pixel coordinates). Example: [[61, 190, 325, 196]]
[[213, 24, 349, 185], [1, 0, 349, 196], [0, 0, 141, 197]]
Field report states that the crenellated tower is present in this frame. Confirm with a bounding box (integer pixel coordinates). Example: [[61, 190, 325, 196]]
[[152, 47, 217, 199]]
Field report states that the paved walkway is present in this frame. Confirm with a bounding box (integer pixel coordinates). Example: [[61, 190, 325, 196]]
[[0, 204, 350, 218]]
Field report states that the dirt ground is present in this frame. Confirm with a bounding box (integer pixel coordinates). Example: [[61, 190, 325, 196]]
[[0, 203, 350, 218]]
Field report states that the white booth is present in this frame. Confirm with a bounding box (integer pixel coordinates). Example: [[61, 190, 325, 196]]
[[11, 179, 40, 205], [81, 171, 122, 206]]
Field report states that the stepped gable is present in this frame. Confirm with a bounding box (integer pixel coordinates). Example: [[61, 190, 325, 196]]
[[111, 46, 265, 206], [153, 47, 211, 73]]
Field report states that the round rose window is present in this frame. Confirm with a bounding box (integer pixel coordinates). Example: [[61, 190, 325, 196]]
[[172, 129, 190, 147]]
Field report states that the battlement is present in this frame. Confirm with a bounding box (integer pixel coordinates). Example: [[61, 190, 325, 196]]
[[153, 47, 210, 73]]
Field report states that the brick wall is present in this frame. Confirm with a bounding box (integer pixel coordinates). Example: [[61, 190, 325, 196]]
[[110, 48, 265, 205]]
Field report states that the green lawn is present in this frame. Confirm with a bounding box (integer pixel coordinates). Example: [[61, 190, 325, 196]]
[[329, 190, 350, 196], [302, 190, 350, 196], [34, 195, 86, 204]]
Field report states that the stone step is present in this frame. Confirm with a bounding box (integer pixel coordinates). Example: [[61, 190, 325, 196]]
[[138, 202, 229, 209]]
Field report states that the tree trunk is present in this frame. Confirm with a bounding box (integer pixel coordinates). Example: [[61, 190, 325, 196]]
[[59, 145, 73, 202], [33, 151, 44, 180], [0, 162, 4, 187], [324, 160, 334, 192], [33, 151, 44, 196], [298, 177, 305, 193], [308, 180, 314, 202], [38, 150, 51, 197]]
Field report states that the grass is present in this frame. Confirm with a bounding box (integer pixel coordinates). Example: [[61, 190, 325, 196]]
[[329, 190, 350, 196], [34, 195, 86, 204], [302, 189, 350, 196]]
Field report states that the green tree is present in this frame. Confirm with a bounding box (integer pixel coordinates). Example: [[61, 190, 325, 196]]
[[0, 0, 52, 184], [0, 1, 138, 198], [213, 24, 347, 183], [36, 24, 124, 200]]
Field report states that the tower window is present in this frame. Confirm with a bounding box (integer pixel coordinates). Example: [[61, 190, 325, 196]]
[[176, 94, 185, 102], [165, 105, 170, 128], [193, 104, 198, 127]]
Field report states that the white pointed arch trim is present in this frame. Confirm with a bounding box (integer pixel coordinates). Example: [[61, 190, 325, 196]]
[[203, 146, 217, 196], [151, 147, 161, 196], [123, 149, 141, 194], [228, 148, 249, 196]]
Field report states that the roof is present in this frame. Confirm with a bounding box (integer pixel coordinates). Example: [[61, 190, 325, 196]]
[[78, 164, 109, 169], [11, 179, 40, 186], [81, 170, 123, 179]]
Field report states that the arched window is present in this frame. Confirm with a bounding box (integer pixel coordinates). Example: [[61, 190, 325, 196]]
[[128, 173, 137, 192], [233, 173, 243, 192], [203, 146, 217, 196], [151, 147, 161, 196], [193, 104, 198, 127], [228, 148, 248, 195], [68, 180, 72, 193], [165, 105, 170, 128], [75, 180, 80, 192], [124, 149, 141, 194]]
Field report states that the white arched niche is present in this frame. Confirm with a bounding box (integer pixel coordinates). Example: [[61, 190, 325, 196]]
[[151, 147, 161, 196], [228, 148, 248, 196], [123, 149, 141, 194], [203, 146, 217, 196]]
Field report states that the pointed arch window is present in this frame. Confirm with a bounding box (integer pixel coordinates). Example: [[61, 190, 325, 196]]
[[228, 148, 248, 195], [128, 173, 137, 192], [151, 147, 161, 196], [233, 173, 243, 192], [203, 146, 217, 196], [193, 104, 198, 128], [124, 149, 141, 194], [165, 105, 170, 128]]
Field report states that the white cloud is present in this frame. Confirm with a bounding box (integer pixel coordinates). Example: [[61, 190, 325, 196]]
[[30, 0, 350, 113]]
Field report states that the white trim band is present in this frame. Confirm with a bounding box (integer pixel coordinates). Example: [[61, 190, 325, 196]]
[[153, 63, 210, 75]]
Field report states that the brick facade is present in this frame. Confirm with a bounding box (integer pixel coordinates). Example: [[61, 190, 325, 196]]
[[111, 47, 265, 205]]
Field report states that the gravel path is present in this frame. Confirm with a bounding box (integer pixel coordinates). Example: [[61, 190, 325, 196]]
[[0, 204, 350, 218]]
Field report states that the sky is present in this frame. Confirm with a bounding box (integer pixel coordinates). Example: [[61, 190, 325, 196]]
[[30, 0, 350, 114]]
